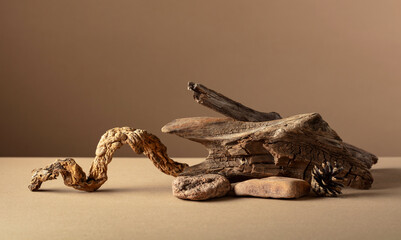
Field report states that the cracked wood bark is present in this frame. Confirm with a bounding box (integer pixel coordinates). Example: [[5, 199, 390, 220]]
[[188, 82, 377, 169], [29, 127, 188, 191], [162, 114, 375, 189], [162, 83, 378, 189]]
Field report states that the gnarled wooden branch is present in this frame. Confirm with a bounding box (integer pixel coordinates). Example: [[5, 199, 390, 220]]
[[162, 83, 378, 189], [29, 127, 188, 192], [163, 114, 375, 189], [188, 82, 377, 169]]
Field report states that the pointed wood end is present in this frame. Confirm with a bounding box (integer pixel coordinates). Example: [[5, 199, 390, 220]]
[[162, 117, 233, 135]]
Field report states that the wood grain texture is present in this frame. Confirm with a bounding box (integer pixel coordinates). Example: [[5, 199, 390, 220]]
[[188, 82, 377, 169], [162, 82, 378, 189], [162, 114, 375, 189], [29, 127, 188, 191]]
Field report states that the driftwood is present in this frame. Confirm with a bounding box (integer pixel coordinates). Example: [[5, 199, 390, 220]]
[[29, 127, 188, 191], [162, 82, 378, 189], [29, 82, 377, 197]]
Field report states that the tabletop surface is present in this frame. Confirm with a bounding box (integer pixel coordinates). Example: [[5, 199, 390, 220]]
[[1, 157, 400, 240]]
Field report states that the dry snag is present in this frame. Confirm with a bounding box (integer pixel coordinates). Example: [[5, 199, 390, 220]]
[[29, 127, 188, 192], [164, 83, 377, 199], [29, 82, 377, 200]]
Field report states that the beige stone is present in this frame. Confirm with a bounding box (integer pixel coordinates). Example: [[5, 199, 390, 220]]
[[172, 174, 231, 200], [233, 176, 311, 199]]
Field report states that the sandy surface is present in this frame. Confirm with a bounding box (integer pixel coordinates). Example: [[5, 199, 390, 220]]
[[1, 157, 400, 240]]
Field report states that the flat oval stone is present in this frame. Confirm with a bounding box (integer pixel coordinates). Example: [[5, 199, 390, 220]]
[[233, 176, 311, 199], [172, 174, 231, 200]]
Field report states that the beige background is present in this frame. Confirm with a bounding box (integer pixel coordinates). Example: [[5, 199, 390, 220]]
[[1, 0, 400, 157]]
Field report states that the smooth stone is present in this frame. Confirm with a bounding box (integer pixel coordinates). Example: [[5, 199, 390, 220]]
[[233, 176, 311, 199], [172, 174, 231, 200]]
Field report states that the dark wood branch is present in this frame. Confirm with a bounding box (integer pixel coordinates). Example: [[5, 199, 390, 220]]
[[162, 113, 375, 189], [161, 83, 379, 190], [187, 82, 377, 169], [188, 82, 282, 121], [342, 142, 378, 169]]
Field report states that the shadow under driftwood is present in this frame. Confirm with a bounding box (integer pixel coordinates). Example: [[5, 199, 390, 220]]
[[96, 185, 171, 194], [370, 168, 401, 190], [33, 185, 172, 195]]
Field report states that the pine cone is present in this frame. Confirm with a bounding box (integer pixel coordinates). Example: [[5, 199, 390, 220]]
[[311, 161, 344, 197]]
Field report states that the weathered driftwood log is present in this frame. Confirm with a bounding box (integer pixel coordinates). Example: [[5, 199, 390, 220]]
[[29, 127, 188, 191], [188, 82, 377, 169], [162, 82, 378, 189]]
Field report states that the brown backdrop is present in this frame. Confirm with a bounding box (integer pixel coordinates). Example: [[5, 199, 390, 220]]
[[1, 0, 400, 157]]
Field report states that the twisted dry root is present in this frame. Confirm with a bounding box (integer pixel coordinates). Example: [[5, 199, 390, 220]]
[[28, 127, 189, 192]]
